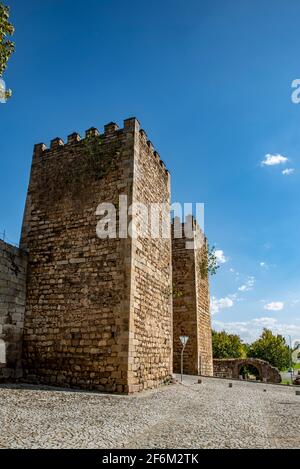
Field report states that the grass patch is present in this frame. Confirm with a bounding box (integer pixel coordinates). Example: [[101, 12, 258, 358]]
[[281, 379, 292, 385], [283, 363, 300, 372]]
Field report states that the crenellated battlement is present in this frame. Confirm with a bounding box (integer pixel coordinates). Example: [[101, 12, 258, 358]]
[[171, 215, 206, 249], [171, 214, 197, 228], [33, 117, 138, 157], [32, 117, 170, 176], [138, 129, 169, 176]]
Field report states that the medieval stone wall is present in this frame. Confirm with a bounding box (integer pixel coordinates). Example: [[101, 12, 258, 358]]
[[20, 117, 173, 393], [20, 120, 135, 392], [127, 127, 172, 392], [0, 240, 27, 380], [0, 116, 213, 393], [172, 218, 213, 376], [172, 222, 198, 375], [194, 236, 213, 376]]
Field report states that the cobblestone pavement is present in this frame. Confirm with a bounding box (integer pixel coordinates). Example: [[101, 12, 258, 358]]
[[0, 376, 299, 449]]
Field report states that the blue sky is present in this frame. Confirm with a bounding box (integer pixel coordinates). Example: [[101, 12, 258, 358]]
[[1, 0, 300, 344]]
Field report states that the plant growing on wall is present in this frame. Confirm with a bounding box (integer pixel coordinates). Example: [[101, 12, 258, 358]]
[[199, 244, 219, 278], [172, 283, 183, 298], [0, 2, 15, 98], [162, 284, 183, 299]]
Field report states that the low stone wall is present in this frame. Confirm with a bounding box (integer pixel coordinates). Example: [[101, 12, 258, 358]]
[[0, 240, 27, 380], [213, 358, 281, 384]]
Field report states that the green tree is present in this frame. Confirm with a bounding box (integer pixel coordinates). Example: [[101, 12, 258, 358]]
[[212, 330, 246, 358], [199, 244, 220, 278], [0, 2, 15, 97], [248, 328, 290, 370]]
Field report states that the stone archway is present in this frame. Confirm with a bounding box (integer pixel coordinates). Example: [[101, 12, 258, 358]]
[[238, 363, 262, 381], [213, 358, 282, 384]]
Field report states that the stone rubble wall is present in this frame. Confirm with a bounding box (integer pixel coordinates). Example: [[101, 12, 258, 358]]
[[172, 226, 199, 375], [20, 117, 173, 393], [194, 233, 213, 376], [127, 127, 172, 392], [213, 358, 282, 383], [2, 116, 213, 393], [172, 218, 213, 376], [20, 120, 135, 392], [0, 240, 27, 380]]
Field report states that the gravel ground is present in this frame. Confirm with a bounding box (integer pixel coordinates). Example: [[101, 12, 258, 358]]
[[0, 376, 299, 449]]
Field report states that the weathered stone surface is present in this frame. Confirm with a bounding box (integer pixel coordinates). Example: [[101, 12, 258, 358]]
[[213, 358, 282, 384], [172, 217, 213, 376], [0, 117, 214, 393], [20, 117, 172, 393], [0, 240, 27, 380]]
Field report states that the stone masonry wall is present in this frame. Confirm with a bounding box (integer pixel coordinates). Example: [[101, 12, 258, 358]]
[[213, 358, 281, 383], [127, 127, 172, 392], [20, 120, 135, 392], [194, 235, 213, 376], [0, 240, 27, 380], [172, 217, 213, 376], [172, 221, 198, 375], [20, 117, 172, 393]]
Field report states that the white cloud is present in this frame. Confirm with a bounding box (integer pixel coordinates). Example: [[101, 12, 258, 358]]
[[261, 153, 288, 166], [282, 168, 295, 176], [238, 276, 255, 292], [211, 296, 234, 315], [291, 299, 300, 307], [213, 317, 300, 343], [252, 317, 278, 326], [215, 249, 227, 264], [264, 301, 284, 311]]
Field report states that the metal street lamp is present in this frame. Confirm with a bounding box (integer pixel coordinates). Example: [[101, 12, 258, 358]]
[[179, 335, 189, 382], [289, 335, 293, 384]]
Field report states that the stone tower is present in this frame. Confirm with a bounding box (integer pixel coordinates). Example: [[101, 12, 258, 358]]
[[172, 216, 213, 376], [20, 118, 173, 393]]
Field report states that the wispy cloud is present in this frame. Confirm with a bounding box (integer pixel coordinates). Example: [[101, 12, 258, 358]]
[[211, 296, 234, 315], [238, 276, 255, 292], [291, 299, 300, 307], [252, 317, 278, 326], [213, 317, 300, 343], [264, 301, 284, 311], [261, 153, 288, 166], [215, 249, 227, 264], [282, 168, 295, 176]]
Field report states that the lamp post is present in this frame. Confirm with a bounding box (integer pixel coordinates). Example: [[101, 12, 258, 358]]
[[179, 335, 189, 382], [289, 335, 293, 384]]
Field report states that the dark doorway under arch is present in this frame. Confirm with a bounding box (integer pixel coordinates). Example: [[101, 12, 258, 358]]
[[239, 364, 261, 381]]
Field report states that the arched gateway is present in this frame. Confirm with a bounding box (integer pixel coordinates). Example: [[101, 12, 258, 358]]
[[213, 358, 282, 384]]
